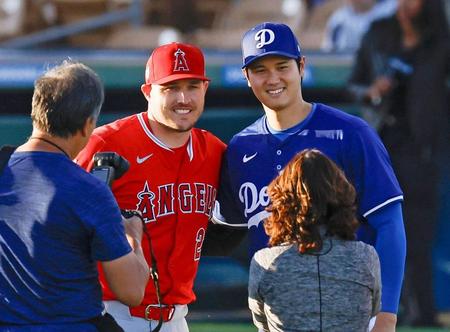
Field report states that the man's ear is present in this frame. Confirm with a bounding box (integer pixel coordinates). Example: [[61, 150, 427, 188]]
[[141, 83, 152, 99], [81, 116, 95, 137], [242, 68, 251, 88], [299, 56, 306, 80]]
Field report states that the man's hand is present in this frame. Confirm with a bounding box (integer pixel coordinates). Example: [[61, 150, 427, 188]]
[[371, 312, 397, 332], [366, 76, 395, 105], [122, 211, 144, 250]]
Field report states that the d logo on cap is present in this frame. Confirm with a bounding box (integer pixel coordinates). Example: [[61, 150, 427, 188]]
[[241, 22, 302, 69], [255, 29, 275, 49]]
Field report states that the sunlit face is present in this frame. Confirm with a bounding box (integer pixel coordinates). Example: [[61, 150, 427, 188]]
[[244, 56, 303, 113], [145, 79, 208, 133]]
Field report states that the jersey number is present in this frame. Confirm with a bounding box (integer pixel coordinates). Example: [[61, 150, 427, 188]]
[[194, 228, 206, 261]]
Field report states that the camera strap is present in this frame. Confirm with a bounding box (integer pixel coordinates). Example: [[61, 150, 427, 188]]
[[142, 225, 164, 332], [121, 210, 163, 332], [0, 145, 16, 175]]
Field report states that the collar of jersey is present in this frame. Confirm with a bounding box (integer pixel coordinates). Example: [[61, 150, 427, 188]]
[[137, 112, 194, 161], [264, 103, 317, 140]]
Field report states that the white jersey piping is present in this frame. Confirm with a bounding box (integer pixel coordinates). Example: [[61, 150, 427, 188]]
[[363, 195, 404, 218]]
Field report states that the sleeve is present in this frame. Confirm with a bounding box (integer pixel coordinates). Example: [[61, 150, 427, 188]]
[[344, 124, 403, 218], [75, 133, 108, 171], [75, 179, 132, 262], [368, 245, 382, 317], [366, 201, 406, 314], [248, 253, 269, 332], [211, 151, 248, 228], [202, 220, 247, 256]]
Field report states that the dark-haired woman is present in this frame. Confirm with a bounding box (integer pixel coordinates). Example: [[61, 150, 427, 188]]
[[248, 149, 380, 332], [348, 0, 449, 325]]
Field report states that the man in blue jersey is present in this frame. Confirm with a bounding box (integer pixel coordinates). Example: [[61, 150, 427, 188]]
[[0, 61, 149, 331], [212, 22, 406, 332]]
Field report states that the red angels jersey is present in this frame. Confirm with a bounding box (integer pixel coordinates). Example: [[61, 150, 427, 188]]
[[76, 112, 226, 305]]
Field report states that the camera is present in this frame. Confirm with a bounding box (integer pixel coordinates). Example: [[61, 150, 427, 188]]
[[91, 152, 129, 187]]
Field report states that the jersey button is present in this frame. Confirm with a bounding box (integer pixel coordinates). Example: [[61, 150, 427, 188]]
[[276, 150, 282, 155], [276, 165, 282, 170]]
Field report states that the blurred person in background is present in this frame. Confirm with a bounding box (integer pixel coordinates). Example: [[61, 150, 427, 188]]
[[322, 0, 396, 52], [348, 0, 450, 326], [0, 61, 149, 331], [249, 149, 381, 332]]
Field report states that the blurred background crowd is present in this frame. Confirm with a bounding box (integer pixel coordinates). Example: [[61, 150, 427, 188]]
[[0, 0, 410, 51], [0, 0, 448, 329]]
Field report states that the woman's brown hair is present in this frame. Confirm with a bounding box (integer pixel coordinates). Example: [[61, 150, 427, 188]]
[[264, 149, 359, 253]]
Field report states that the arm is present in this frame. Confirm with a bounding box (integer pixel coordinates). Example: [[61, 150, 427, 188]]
[[202, 153, 248, 256], [343, 124, 405, 331], [202, 220, 247, 256], [367, 202, 406, 332], [101, 215, 150, 307], [202, 199, 248, 256]]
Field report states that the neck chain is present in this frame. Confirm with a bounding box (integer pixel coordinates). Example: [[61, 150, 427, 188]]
[[29, 137, 70, 159]]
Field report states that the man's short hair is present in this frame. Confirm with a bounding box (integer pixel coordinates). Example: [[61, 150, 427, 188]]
[[31, 60, 104, 138]]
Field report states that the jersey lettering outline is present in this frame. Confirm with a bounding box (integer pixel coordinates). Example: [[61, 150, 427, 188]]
[[136, 182, 216, 221], [248, 210, 271, 228], [239, 182, 269, 217], [194, 228, 206, 261], [194, 183, 206, 213], [179, 183, 193, 213], [158, 184, 175, 217], [136, 181, 156, 222]]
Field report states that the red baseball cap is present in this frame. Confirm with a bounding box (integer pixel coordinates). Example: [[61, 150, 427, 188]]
[[144, 42, 210, 85]]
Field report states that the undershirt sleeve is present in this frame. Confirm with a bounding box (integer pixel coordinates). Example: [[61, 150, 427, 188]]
[[366, 201, 406, 313]]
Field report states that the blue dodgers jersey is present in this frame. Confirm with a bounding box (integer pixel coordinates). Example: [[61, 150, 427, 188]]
[[217, 103, 403, 255]]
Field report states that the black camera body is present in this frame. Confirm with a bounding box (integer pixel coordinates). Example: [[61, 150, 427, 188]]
[[91, 152, 129, 187]]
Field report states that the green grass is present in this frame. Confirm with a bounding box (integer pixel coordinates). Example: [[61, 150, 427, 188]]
[[188, 322, 448, 332], [190, 323, 254, 332]]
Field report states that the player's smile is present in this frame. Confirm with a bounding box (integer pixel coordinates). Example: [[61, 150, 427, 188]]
[[171, 102, 196, 116], [266, 87, 285, 96], [171, 103, 196, 122], [174, 108, 191, 115]]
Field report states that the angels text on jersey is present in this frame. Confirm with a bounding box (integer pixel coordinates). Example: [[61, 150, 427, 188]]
[[136, 181, 216, 222]]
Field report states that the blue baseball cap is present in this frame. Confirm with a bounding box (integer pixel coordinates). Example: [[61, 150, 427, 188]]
[[241, 22, 302, 68]]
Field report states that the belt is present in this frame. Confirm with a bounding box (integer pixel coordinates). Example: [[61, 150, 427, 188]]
[[130, 304, 175, 322]]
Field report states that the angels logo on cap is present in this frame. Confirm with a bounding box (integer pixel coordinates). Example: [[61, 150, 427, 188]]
[[145, 42, 210, 85], [173, 48, 189, 72], [241, 22, 302, 68]]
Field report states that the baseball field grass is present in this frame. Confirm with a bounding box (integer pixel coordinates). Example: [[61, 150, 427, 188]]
[[188, 322, 448, 332]]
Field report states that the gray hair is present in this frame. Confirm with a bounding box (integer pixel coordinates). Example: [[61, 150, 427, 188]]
[[31, 60, 104, 138]]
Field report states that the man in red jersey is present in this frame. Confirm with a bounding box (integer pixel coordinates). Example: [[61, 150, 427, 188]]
[[76, 42, 226, 332]]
